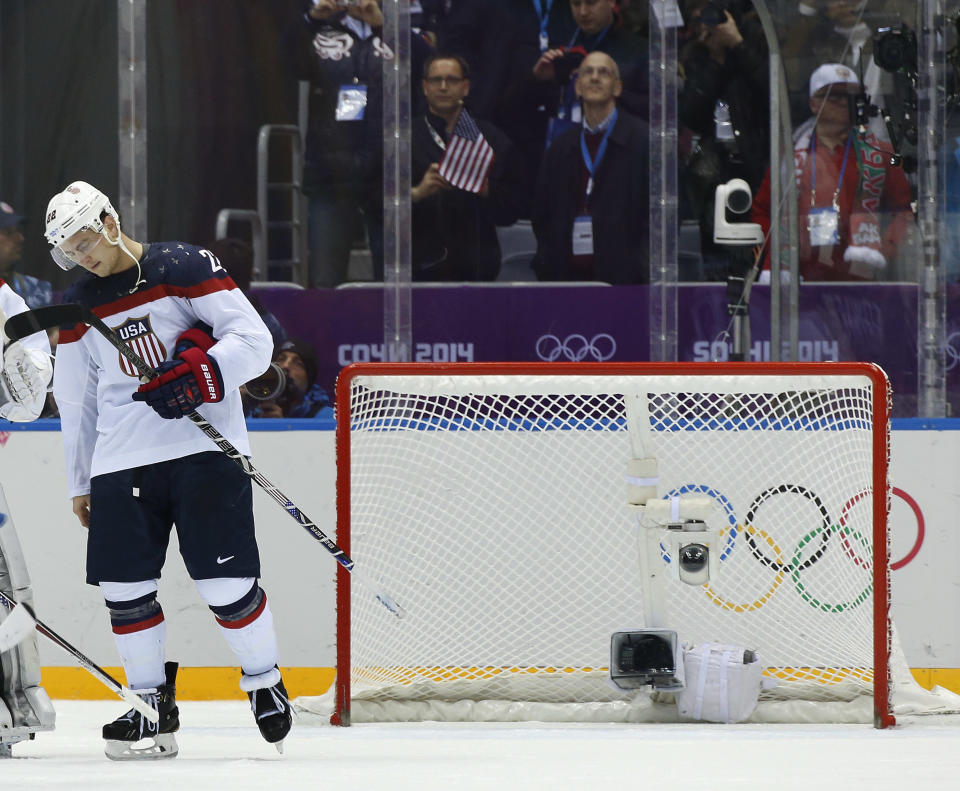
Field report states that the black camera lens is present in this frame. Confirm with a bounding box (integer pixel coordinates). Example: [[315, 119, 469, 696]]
[[874, 25, 917, 73], [679, 543, 708, 573], [698, 2, 727, 26], [245, 363, 287, 401]]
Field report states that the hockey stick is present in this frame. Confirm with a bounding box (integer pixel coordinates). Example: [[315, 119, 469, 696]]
[[5, 304, 405, 618], [0, 589, 159, 723]]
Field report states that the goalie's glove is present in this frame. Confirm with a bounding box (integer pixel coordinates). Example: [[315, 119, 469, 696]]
[[0, 341, 53, 422], [132, 323, 224, 419]]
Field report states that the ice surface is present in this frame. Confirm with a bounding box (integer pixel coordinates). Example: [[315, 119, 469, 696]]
[[4, 700, 960, 790]]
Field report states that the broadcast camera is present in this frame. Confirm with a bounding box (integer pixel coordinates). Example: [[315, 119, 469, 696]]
[[713, 178, 762, 246], [855, 23, 918, 173]]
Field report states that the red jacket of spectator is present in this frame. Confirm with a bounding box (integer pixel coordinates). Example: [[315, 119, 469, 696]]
[[751, 119, 914, 281]]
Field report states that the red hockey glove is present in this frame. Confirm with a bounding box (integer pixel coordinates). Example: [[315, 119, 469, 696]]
[[132, 325, 224, 419]]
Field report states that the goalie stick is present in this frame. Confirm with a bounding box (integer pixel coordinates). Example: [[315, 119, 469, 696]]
[[0, 589, 159, 723], [5, 304, 406, 619]]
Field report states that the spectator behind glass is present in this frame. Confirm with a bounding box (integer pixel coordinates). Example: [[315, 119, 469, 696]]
[[750, 63, 914, 282], [679, 0, 769, 281], [206, 238, 287, 348], [498, 0, 647, 213], [411, 54, 526, 280], [286, 1, 431, 287], [531, 52, 649, 283], [246, 338, 331, 419], [0, 201, 52, 310]]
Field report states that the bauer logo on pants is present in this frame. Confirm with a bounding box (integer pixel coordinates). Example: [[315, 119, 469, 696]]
[[111, 315, 167, 377]]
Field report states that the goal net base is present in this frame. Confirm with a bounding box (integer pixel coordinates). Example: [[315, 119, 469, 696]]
[[295, 673, 960, 725]]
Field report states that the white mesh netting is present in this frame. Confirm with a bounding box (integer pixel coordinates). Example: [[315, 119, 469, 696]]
[[297, 367, 960, 724]]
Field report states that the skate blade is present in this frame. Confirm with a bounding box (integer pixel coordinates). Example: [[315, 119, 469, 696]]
[[274, 739, 284, 755], [105, 732, 179, 761]]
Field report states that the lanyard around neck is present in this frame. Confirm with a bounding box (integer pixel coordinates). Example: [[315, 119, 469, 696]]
[[533, 0, 554, 51], [580, 107, 618, 198], [425, 116, 447, 151], [810, 130, 853, 211]]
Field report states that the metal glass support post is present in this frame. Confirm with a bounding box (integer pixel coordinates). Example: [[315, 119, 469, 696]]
[[917, 0, 947, 417], [648, 1, 679, 363], [382, 0, 413, 362], [750, 0, 797, 361], [117, 0, 148, 240]]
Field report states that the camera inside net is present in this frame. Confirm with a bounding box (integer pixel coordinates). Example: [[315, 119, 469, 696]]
[[609, 630, 682, 690]]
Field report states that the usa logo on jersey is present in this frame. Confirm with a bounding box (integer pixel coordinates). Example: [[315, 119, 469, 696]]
[[111, 315, 167, 377]]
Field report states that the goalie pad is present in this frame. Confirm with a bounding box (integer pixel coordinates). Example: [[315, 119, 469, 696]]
[[0, 341, 53, 422], [675, 643, 764, 723], [0, 486, 56, 751]]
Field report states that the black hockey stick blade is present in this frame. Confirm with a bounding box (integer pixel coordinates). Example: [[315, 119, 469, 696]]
[[4, 303, 86, 342]]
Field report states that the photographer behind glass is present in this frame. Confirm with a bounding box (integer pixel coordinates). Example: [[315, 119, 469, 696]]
[[244, 339, 331, 419], [750, 62, 913, 282], [678, 0, 769, 281]]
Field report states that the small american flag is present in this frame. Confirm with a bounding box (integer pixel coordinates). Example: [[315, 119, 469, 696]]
[[438, 109, 495, 194]]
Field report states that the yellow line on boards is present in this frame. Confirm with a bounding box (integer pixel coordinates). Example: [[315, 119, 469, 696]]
[[40, 666, 336, 700]]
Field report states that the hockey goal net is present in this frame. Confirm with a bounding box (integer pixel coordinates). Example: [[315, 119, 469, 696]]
[[321, 361, 915, 727]]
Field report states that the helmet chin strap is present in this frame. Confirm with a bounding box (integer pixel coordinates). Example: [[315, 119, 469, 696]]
[[103, 223, 146, 293]]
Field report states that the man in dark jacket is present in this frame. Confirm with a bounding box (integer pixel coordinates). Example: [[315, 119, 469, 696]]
[[501, 0, 647, 202], [532, 51, 649, 284], [411, 54, 526, 280], [679, 0, 769, 279], [287, 0, 431, 287]]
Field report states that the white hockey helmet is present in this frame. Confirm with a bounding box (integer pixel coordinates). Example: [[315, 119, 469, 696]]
[[44, 181, 120, 270]]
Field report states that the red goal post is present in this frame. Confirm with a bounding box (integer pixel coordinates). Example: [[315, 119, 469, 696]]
[[331, 361, 895, 727]]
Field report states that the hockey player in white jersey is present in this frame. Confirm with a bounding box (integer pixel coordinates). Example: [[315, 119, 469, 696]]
[[0, 280, 52, 422], [44, 180, 292, 759]]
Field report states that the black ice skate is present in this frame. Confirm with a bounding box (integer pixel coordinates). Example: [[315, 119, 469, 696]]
[[103, 661, 180, 761], [241, 666, 292, 752]]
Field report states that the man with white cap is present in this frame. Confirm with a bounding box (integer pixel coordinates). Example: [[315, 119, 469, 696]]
[[751, 62, 913, 281]]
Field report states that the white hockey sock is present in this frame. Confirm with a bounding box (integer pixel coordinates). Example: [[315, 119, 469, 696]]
[[216, 597, 279, 677], [113, 621, 167, 690], [101, 580, 166, 690], [196, 578, 279, 677]]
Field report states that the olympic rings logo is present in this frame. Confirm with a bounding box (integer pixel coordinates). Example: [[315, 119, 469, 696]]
[[945, 331, 960, 372], [657, 483, 925, 614], [535, 333, 617, 362]]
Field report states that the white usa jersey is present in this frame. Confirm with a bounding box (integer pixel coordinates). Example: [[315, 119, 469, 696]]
[[52, 242, 273, 497], [0, 279, 52, 357]]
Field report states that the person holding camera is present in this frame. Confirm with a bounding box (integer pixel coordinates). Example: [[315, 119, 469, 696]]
[[531, 51, 649, 283], [498, 0, 646, 212], [245, 338, 331, 419], [285, 0, 433, 287], [750, 63, 913, 282], [678, 0, 769, 280], [530, 0, 647, 143], [780, 0, 902, 126]]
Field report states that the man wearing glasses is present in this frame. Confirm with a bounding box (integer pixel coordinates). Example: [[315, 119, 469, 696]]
[[751, 62, 913, 281], [411, 54, 526, 281], [531, 51, 649, 283]]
